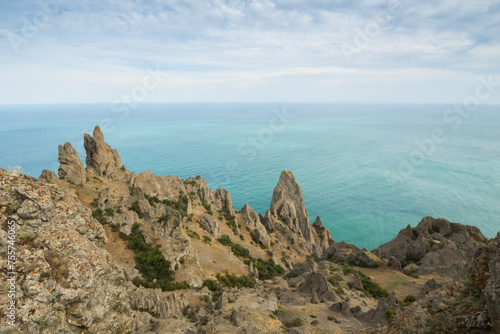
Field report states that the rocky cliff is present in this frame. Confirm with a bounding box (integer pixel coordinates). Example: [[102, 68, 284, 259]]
[[1, 125, 498, 334]]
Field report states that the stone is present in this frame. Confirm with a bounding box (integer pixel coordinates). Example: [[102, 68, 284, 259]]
[[57, 142, 86, 185]]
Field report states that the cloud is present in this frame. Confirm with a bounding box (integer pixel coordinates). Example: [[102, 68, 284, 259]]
[[0, 0, 499, 103]]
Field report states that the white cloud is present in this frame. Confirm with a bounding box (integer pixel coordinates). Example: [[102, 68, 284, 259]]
[[0, 0, 499, 104]]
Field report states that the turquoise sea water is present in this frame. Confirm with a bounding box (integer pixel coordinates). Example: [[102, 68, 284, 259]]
[[1, 103, 499, 249]]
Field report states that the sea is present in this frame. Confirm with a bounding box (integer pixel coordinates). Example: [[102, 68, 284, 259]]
[[1, 103, 499, 250]]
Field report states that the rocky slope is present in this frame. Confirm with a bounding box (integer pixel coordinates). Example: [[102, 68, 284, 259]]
[[1, 126, 499, 334]]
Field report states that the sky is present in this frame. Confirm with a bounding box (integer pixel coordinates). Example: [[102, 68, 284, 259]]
[[0, 0, 499, 104]]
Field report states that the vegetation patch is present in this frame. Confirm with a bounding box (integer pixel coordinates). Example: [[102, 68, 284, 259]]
[[219, 207, 238, 235], [217, 234, 284, 280], [162, 193, 189, 218], [198, 192, 213, 215], [342, 264, 389, 299], [127, 225, 188, 291], [216, 272, 256, 289], [128, 201, 143, 218]]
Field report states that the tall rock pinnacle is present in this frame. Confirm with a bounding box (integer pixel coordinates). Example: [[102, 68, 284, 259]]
[[84, 126, 122, 177], [270, 170, 332, 257], [270, 170, 312, 241]]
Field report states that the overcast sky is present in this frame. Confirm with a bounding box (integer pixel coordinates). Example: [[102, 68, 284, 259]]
[[0, 0, 499, 104]]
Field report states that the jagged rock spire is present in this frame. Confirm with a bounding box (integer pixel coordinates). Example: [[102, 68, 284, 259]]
[[270, 170, 311, 241], [84, 126, 122, 176], [270, 170, 332, 257]]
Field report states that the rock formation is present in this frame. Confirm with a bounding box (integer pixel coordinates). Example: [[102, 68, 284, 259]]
[[240, 203, 271, 248], [199, 213, 221, 238], [373, 216, 488, 277], [0, 172, 135, 333], [213, 188, 236, 216], [84, 126, 122, 177], [38, 169, 58, 184], [57, 142, 86, 185], [269, 171, 331, 257]]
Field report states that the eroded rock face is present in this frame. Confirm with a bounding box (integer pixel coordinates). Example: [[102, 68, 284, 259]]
[[240, 203, 271, 248], [298, 272, 337, 302], [199, 213, 221, 238], [373, 216, 488, 277], [38, 169, 58, 184], [151, 206, 193, 269], [134, 170, 187, 200], [213, 188, 236, 216], [57, 142, 86, 185], [471, 232, 500, 332], [84, 126, 122, 177], [128, 287, 186, 319], [270, 171, 311, 240], [0, 172, 136, 333]]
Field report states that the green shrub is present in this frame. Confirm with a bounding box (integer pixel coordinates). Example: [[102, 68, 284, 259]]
[[216, 272, 256, 289], [128, 201, 143, 218], [104, 208, 114, 216], [203, 279, 221, 292], [126, 227, 179, 291], [131, 222, 141, 233], [404, 294, 416, 303], [358, 272, 389, 299], [291, 318, 303, 327], [252, 258, 285, 280], [385, 308, 396, 321], [163, 194, 189, 218]]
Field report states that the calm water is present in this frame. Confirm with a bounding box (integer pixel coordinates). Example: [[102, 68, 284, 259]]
[[1, 103, 499, 249]]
